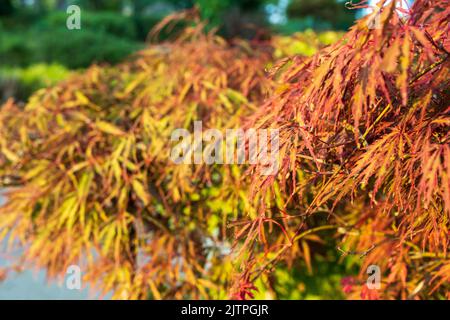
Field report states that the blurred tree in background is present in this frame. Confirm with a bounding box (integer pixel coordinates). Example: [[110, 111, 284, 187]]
[[286, 0, 355, 31], [0, 0, 14, 16], [1, 0, 357, 36]]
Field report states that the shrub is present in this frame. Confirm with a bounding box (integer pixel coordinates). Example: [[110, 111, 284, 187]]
[[0, 22, 272, 299], [35, 29, 143, 69], [272, 30, 343, 59], [0, 12, 143, 69], [236, 0, 450, 300], [0, 30, 35, 66], [0, 64, 70, 101], [38, 11, 138, 40]]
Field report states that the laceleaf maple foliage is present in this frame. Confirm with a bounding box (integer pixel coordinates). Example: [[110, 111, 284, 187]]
[[236, 0, 450, 299], [1, 2, 448, 301], [0, 15, 273, 299]]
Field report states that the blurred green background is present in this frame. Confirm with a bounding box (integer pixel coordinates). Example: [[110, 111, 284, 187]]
[[0, 0, 362, 102]]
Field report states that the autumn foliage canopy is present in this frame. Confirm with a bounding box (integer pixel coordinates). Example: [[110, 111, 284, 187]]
[[238, 0, 450, 300], [0, 1, 449, 299]]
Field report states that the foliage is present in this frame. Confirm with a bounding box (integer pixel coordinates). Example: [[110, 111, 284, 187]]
[[0, 20, 272, 299], [40, 11, 139, 39], [2, 1, 448, 301], [272, 30, 343, 59], [0, 11, 143, 69], [287, 0, 356, 30], [0, 0, 13, 16], [236, 0, 450, 300], [0, 29, 34, 67], [37, 29, 143, 69], [1, 0, 270, 39], [195, 0, 263, 24], [0, 64, 70, 101]]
